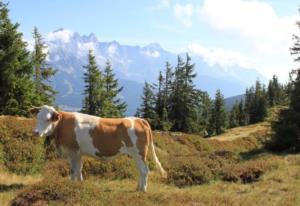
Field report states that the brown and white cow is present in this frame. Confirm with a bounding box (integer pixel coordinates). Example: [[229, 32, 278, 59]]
[[30, 105, 166, 192]]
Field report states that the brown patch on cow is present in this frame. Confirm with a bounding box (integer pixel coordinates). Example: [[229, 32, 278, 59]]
[[89, 118, 134, 157], [134, 118, 151, 161], [54, 112, 79, 151]]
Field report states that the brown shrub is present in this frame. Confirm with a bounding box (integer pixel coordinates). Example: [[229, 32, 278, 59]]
[[42, 159, 70, 178], [167, 157, 213, 187], [0, 117, 45, 174], [83, 156, 137, 180], [222, 158, 280, 183], [11, 178, 99, 206]]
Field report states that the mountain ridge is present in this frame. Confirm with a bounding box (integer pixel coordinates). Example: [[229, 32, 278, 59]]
[[44, 28, 266, 115]]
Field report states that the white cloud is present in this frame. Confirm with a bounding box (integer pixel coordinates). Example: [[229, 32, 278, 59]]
[[142, 50, 160, 58], [107, 44, 119, 57], [62, 79, 74, 97], [199, 0, 298, 81], [47, 29, 74, 43], [152, 0, 171, 10], [174, 3, 193, 27], [188, 43, 252, 69]]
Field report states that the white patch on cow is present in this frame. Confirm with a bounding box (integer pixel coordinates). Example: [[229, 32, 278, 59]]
[[74, 113, 99, 157], [125, 117, 138, 144]]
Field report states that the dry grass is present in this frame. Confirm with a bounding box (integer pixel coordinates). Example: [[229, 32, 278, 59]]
[[1, 115, 299, 205], [209, 122, 270, 141]]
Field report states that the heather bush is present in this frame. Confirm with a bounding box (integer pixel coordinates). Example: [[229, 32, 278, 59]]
[[0, 117, 45, 174], [167, 157, 213, 187], [11, 178, 100, 206]]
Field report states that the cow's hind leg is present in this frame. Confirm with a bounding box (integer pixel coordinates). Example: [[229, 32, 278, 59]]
[[134, 156, 149, 192], [69, 153, 83, 181]]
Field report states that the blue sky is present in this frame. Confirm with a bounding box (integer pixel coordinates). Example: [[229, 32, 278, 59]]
[[7, 0, 300, 81]]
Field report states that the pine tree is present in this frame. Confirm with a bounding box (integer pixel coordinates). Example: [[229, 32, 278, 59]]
[[267, 75, 284, 106], [32, 27, 56, 105], [101, 60, 127, 117], [193, 90, 212, 134], [208, 89, 227, 135], [268, 12, 300, 151], [170, 54, 197, 132], [137, 82, 158, 128], [244, 80, 268, 124], [82, 50, 103, 115], [0, 2, 36, 116], [238, 100, 246, 126], [155, 71, 165, 119], [229, 102, 240, 128]]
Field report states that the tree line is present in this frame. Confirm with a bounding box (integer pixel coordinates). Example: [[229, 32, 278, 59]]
[[136, 54, 287, 136]]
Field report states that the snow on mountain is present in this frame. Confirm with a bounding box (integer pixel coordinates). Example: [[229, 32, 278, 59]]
[[45, 28, 266, 115]]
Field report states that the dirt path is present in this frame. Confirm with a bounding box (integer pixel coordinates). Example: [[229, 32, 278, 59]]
[[209, 122, 270, 141]]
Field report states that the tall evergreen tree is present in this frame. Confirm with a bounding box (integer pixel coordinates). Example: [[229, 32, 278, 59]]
[[267, 75, 284, 106], [82, 50, 103, 115], [32, 27, 56, 105], [244, 80, 267, 124], [137, 82, 158, 127], [208, 89, 227, 135], [101, 60, 127, 117], [193, 90, 212, 134], [155, 70, 165, 119], [229, 102, 240, 128], [170, 54, 197, 132], [0, 2, 36, 116], [170, 56, 186, 131], [238, 100, 246, 126], [268, 12, 300, 151]]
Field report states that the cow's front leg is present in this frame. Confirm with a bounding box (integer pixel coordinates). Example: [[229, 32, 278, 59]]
[[69, 153, 83, 181]]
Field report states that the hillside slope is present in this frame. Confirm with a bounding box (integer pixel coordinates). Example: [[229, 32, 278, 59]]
[[0, 116, 299, 206]]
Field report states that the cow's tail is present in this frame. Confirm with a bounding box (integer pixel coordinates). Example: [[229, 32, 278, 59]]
[[149, 129, 167, 178]]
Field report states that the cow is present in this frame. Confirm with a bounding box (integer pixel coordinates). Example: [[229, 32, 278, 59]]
[[30, 105, 167, 192]]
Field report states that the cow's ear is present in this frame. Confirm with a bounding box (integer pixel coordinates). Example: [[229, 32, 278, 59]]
[[51, 111, 60, 122], [29, 107, 41, 115]]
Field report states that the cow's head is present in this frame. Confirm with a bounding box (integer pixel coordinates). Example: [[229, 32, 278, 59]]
[[30, 105, 60, 137]]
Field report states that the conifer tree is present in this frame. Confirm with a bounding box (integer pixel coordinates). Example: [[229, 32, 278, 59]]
[[155, 71, 165, 119], [268, 13, 300, 151], [267, 75, 284, 106], [0, 2, 36, 116], [32, 27, 56, 105], [244, 80, 267, 124], [238, 100, 246, 126], [208, 89, 227, 135], [229, 102, 240, 128], [101, 60, 127, 117], [170, 54, 197, 132], [170, 56, 185, 131], [82, 50, 103, 115], [137, 82, 158, 127]]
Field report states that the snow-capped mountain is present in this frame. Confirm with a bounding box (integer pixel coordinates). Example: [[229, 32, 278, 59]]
[[45, 28, 266, 115]]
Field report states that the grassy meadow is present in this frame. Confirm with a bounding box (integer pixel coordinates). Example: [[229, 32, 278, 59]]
[[1, 115, 300, 206]]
